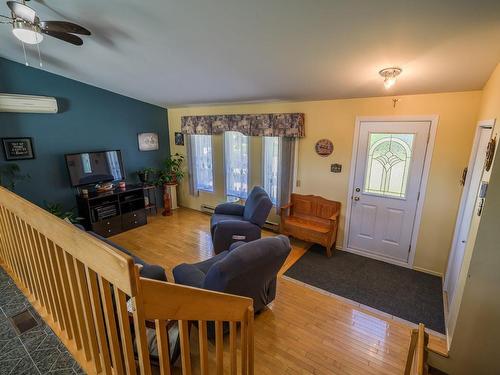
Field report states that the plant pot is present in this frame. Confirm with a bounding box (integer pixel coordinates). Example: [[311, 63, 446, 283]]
[[137, 171, 149, 184]]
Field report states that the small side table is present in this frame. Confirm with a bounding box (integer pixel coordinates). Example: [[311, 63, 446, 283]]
[[143, 185, 158, 215]]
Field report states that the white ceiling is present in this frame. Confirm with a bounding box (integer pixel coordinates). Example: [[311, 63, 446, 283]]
[[1, 0, 500, 107]]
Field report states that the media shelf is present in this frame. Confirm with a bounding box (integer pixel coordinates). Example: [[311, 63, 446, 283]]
[[77, 184, 147, 237]]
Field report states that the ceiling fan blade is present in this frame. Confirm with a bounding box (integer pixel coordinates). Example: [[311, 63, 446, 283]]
[[6, 1, 36, 23], [40, 21, 91, 35], [41, 29, 83, 45]]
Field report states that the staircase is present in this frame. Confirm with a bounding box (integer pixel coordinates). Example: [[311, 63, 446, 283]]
[[0, 187, 254, 374]]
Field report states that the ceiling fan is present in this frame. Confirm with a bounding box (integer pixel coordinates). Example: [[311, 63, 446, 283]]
[[0, 0, 91, 46]]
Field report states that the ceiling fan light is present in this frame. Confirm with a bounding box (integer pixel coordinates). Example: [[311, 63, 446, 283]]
[[12, 21, 43, 45]]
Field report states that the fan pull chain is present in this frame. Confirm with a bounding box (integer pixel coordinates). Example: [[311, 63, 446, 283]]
[[36, 35, 43, 67], [20, 40, 29, 66]]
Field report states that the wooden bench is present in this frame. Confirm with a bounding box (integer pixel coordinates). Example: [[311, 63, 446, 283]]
[[279, 193, 340, 257]]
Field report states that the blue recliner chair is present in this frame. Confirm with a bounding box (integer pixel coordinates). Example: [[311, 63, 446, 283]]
[[211, 186, 273, 254], [173, 235, 291, 313]]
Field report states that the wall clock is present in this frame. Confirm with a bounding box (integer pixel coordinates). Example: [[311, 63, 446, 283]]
[[315, 139, 334, 157]]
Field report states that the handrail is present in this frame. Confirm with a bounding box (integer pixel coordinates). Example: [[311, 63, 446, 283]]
[[0, 187, 255, 374], [139, 278, 255, 375], [405, 323, 429, 375]]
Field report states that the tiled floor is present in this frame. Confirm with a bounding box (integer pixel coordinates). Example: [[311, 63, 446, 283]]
[[0, 266, 84, 375]]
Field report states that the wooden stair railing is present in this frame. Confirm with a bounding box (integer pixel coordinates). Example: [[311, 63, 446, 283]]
[[0, 186, 254, 375], [405, 323, 430, 375]]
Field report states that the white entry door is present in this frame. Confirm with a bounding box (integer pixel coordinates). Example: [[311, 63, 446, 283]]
[[444, 124, 492, 309], [347, 121, 431, 263]]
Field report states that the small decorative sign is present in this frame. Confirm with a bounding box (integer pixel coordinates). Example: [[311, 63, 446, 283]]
[[330, 163, 342, 173], [174, 132, 184, 146], [138, 132, 159, 151], [315, 139, 334, 157], [2, 137, 35, 160]]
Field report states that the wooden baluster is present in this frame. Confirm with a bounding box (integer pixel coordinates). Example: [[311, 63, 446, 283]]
[[155, 319, 172, 375], [12, 216, 35, 297], [99, 276, 125, 374], [247, 307, 254, 375], [64, 252, 92, 361], [241, 316, 248, 375], [31, 229, 56, 319], [215, 321, 224, 375], [22, 221, 46, 310], [0, 207, 16, 277], [86, 267, 113, 375], [2, 208, 25, 282], [0, 207, 7, 264], [54, 245, 81, 349], [45, 237, 71, 339], [131, 266, 152, 375], [9, 212, 31, 288], [75, 259, 102, 374], [198, 321, 209, 375], [114, 287, 137, 375], [229, 321, 237, 375], [179, 320, 192, 375], [38, 233, 65, 329]]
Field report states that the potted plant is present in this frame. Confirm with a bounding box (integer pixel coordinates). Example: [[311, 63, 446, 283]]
[[156, 153, 185, 186], [0, 163, 30, 191], [137, 167, 156, 184], [155, 153, 185, 216], [44, 202, 83, 224]]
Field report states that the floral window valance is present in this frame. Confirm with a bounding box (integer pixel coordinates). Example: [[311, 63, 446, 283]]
[[181, 113, 305, 137]]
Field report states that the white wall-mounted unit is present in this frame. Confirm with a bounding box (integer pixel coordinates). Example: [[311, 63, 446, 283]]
[[0, 93, 58, 113]]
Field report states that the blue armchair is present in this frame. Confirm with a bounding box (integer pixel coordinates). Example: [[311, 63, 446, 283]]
[[173, 235, 291, 313], [211, 186, 273, 254]]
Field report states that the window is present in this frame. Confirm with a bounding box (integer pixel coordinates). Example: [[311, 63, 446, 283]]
[[263, 137, 280, 204], [364, 133, 415, 198], [224, 131, 249, 198], [192, 135, 214, 192]]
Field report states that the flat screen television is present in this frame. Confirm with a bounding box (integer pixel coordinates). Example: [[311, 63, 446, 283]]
[[65, 150, 125, 187]]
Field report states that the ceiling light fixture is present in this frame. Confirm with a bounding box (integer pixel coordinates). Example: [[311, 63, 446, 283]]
[[379, 67, 402, 89], [12, 20, 43, 44]]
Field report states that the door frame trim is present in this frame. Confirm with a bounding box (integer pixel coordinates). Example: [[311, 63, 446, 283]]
[[343, 115, 439, 269], [443, 119, 495, 291]]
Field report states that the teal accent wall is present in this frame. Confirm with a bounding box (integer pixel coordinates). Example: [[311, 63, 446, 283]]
[[0, 57, 169, 209]]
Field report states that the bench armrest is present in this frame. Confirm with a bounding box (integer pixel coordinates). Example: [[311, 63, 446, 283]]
[[328, 209, 340, 226], [280, 203, 293, 216]]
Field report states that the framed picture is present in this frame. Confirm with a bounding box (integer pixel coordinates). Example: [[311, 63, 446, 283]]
[[2, 137, 35, 160], [138, 132, 159, 151], [174, 132, 184, 146]]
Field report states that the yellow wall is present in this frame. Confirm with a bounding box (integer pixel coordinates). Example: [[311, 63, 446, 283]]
[[445, 63, 500, 343], [431, 64, 500, 374], [168, 90, 481, 275]]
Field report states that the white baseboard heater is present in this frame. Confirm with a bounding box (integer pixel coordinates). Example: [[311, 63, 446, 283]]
[[200, 203, 279, 232], [0, 93, 58, 113]]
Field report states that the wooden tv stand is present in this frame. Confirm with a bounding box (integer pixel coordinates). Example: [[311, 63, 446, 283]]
[[76, 184, 147, 237]]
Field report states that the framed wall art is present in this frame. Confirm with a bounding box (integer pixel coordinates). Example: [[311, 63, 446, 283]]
[[2, 137, 35, 160], [138, 132, 159, 151], [315, 139, 334, 157], [174, 132, 184, 146]]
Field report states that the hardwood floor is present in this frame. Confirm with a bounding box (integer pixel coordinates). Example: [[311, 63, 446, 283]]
[[111, 208, 447, 375]]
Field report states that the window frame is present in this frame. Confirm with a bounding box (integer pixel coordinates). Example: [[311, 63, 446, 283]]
[[223, 131, 250, 200], [262, 136, 280, 205], [191, 134, 215, 193]]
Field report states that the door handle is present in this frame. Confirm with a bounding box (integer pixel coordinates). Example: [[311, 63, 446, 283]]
[[353, 196, 360, 201]]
